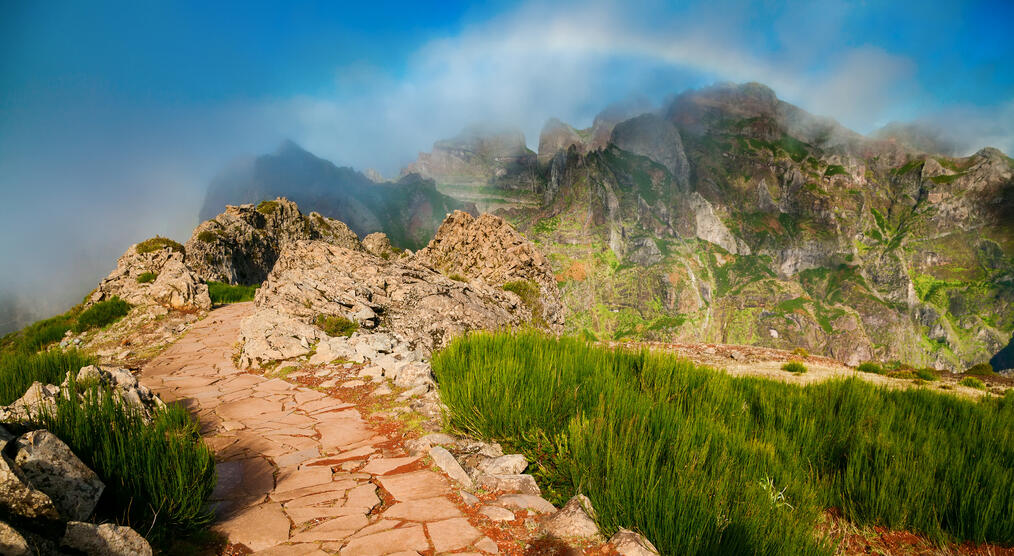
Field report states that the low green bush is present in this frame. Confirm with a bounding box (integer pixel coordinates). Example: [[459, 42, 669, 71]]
[[0, 350, 95, 404], [448, 273, 467, 282], [791, 347, 809, 358], [314, 314, 358, 337], [857, 361, 883, 374], [256, 200, 279, 214], [28, 381, 216, 541], [137, 272, 158, 284], [916, 368, 938, 381], [73, 297, 131, 333], [196, 230, 218, 243], [959, 377, 986, 390], [207, 281, 259, 304], [964, 363, 995, 376], [433, 331, 1014, 553], [136, 236, 184, 255], [782, 360, 807, 373]]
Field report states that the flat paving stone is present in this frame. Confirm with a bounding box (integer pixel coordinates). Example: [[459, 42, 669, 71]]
[[383, 496, 463, 521], [212, 502, 291, 552], [377, 470, 450, 501], [339, 524, 429, 556], [426, 517, 483, 552]]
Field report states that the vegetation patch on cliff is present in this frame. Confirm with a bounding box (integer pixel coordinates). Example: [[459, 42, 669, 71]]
[[136, 235, 185, 255], [434, 331, 1014, 554]]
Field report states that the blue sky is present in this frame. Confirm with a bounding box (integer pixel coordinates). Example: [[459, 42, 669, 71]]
[[1, 0, 1013, 322]]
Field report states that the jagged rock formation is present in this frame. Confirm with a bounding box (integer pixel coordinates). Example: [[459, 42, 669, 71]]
[[414, 211, 564, 327], [361, 232, 403, 260], [184, 197, 361, 284], [89, 243, 211, 311], [200, 141, 472, 250], [467, 82, 1013, 371], [238, 211, 563, 367]]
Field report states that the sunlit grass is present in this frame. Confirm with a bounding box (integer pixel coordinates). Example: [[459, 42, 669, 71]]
[[432, 331, 1014, 554]]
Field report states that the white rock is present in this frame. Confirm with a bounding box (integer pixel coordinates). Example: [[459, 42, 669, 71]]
[[428, 446, 473, 488]]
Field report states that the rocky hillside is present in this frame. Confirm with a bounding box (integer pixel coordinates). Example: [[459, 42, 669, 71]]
[[199, 141, 473, 250], [459, 83, 1013, 371]]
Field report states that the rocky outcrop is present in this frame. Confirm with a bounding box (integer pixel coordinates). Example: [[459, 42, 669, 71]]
[[538, 118, 586, 163], [239, 239, 532, 366], [414, 211, 565, 328], [184, 197, 362, 285], [540, 494, 602, 540], [679, 193, 750, 255], [62, 522, 153, 556], [362, 232, 402, 260], [89, 243, 211, 312], [610, 113, 690, 190], [1, 365, 165, 424]]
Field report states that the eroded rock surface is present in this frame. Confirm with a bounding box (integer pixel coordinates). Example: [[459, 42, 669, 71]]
[[414, 210, 564, 328], [184, 197, 362, 285], [89, 244, 211, 311]]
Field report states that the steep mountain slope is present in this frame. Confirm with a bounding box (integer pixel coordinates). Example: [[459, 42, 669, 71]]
[[200, 141, 473, 250], [484, 83, 1013, 371]]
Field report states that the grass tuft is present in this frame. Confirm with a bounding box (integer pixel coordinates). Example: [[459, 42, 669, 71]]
[[196, 230, 218, 243], [781, 360, 807, 374], [207, 281, 259, 304], [137, 272, 158, 284], [256, 200, 279, 214], [958, 377, 986, 390], [857, 361, 883, 374], [314, 314, 358, 337], [73, 297, 131, 333], [0, 350, 95, 405], [433, 331, 1014, 554], [503, 279, 545, 327]]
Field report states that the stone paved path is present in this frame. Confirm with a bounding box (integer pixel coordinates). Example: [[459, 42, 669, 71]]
[[142, 303, 500, 555]]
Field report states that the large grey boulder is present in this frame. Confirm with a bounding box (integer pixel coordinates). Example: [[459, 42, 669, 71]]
[[540, 494, 602, 540], [428, 446, 472, 488], [62, 522, 152, 556], [13, 431, 104, 522], [609, 528, 660, 555], [0, 441, 60, 521]]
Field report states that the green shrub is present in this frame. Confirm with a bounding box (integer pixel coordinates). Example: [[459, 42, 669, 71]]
[[824, 164, 848, 178], [136, 236, 184, 255], [917, 368, 938, 381], [136, 272, 158, 284], [28, 381, 216, 542], [0, 350, 95, 404], [964, 363, 995, 376], [196, 230, 218, 243], [314, 314, 358, 337], [503, 279, 545, 327], [256, 200, 279, 214], [857, 361, 883, 374], [959, 377, 986, 390], [781, 360, 807, 374], [433, 331, 1014, 553], [889, 370, 918, 379], [73, 297, 131, 333], [448, 273, 467, 282], [791, 347, 809, 358], [207, 281, 259, 304]]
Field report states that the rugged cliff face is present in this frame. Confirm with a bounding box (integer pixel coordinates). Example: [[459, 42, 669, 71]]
[[199, 141, 473, 250], [485, 83, 1013, 371]]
